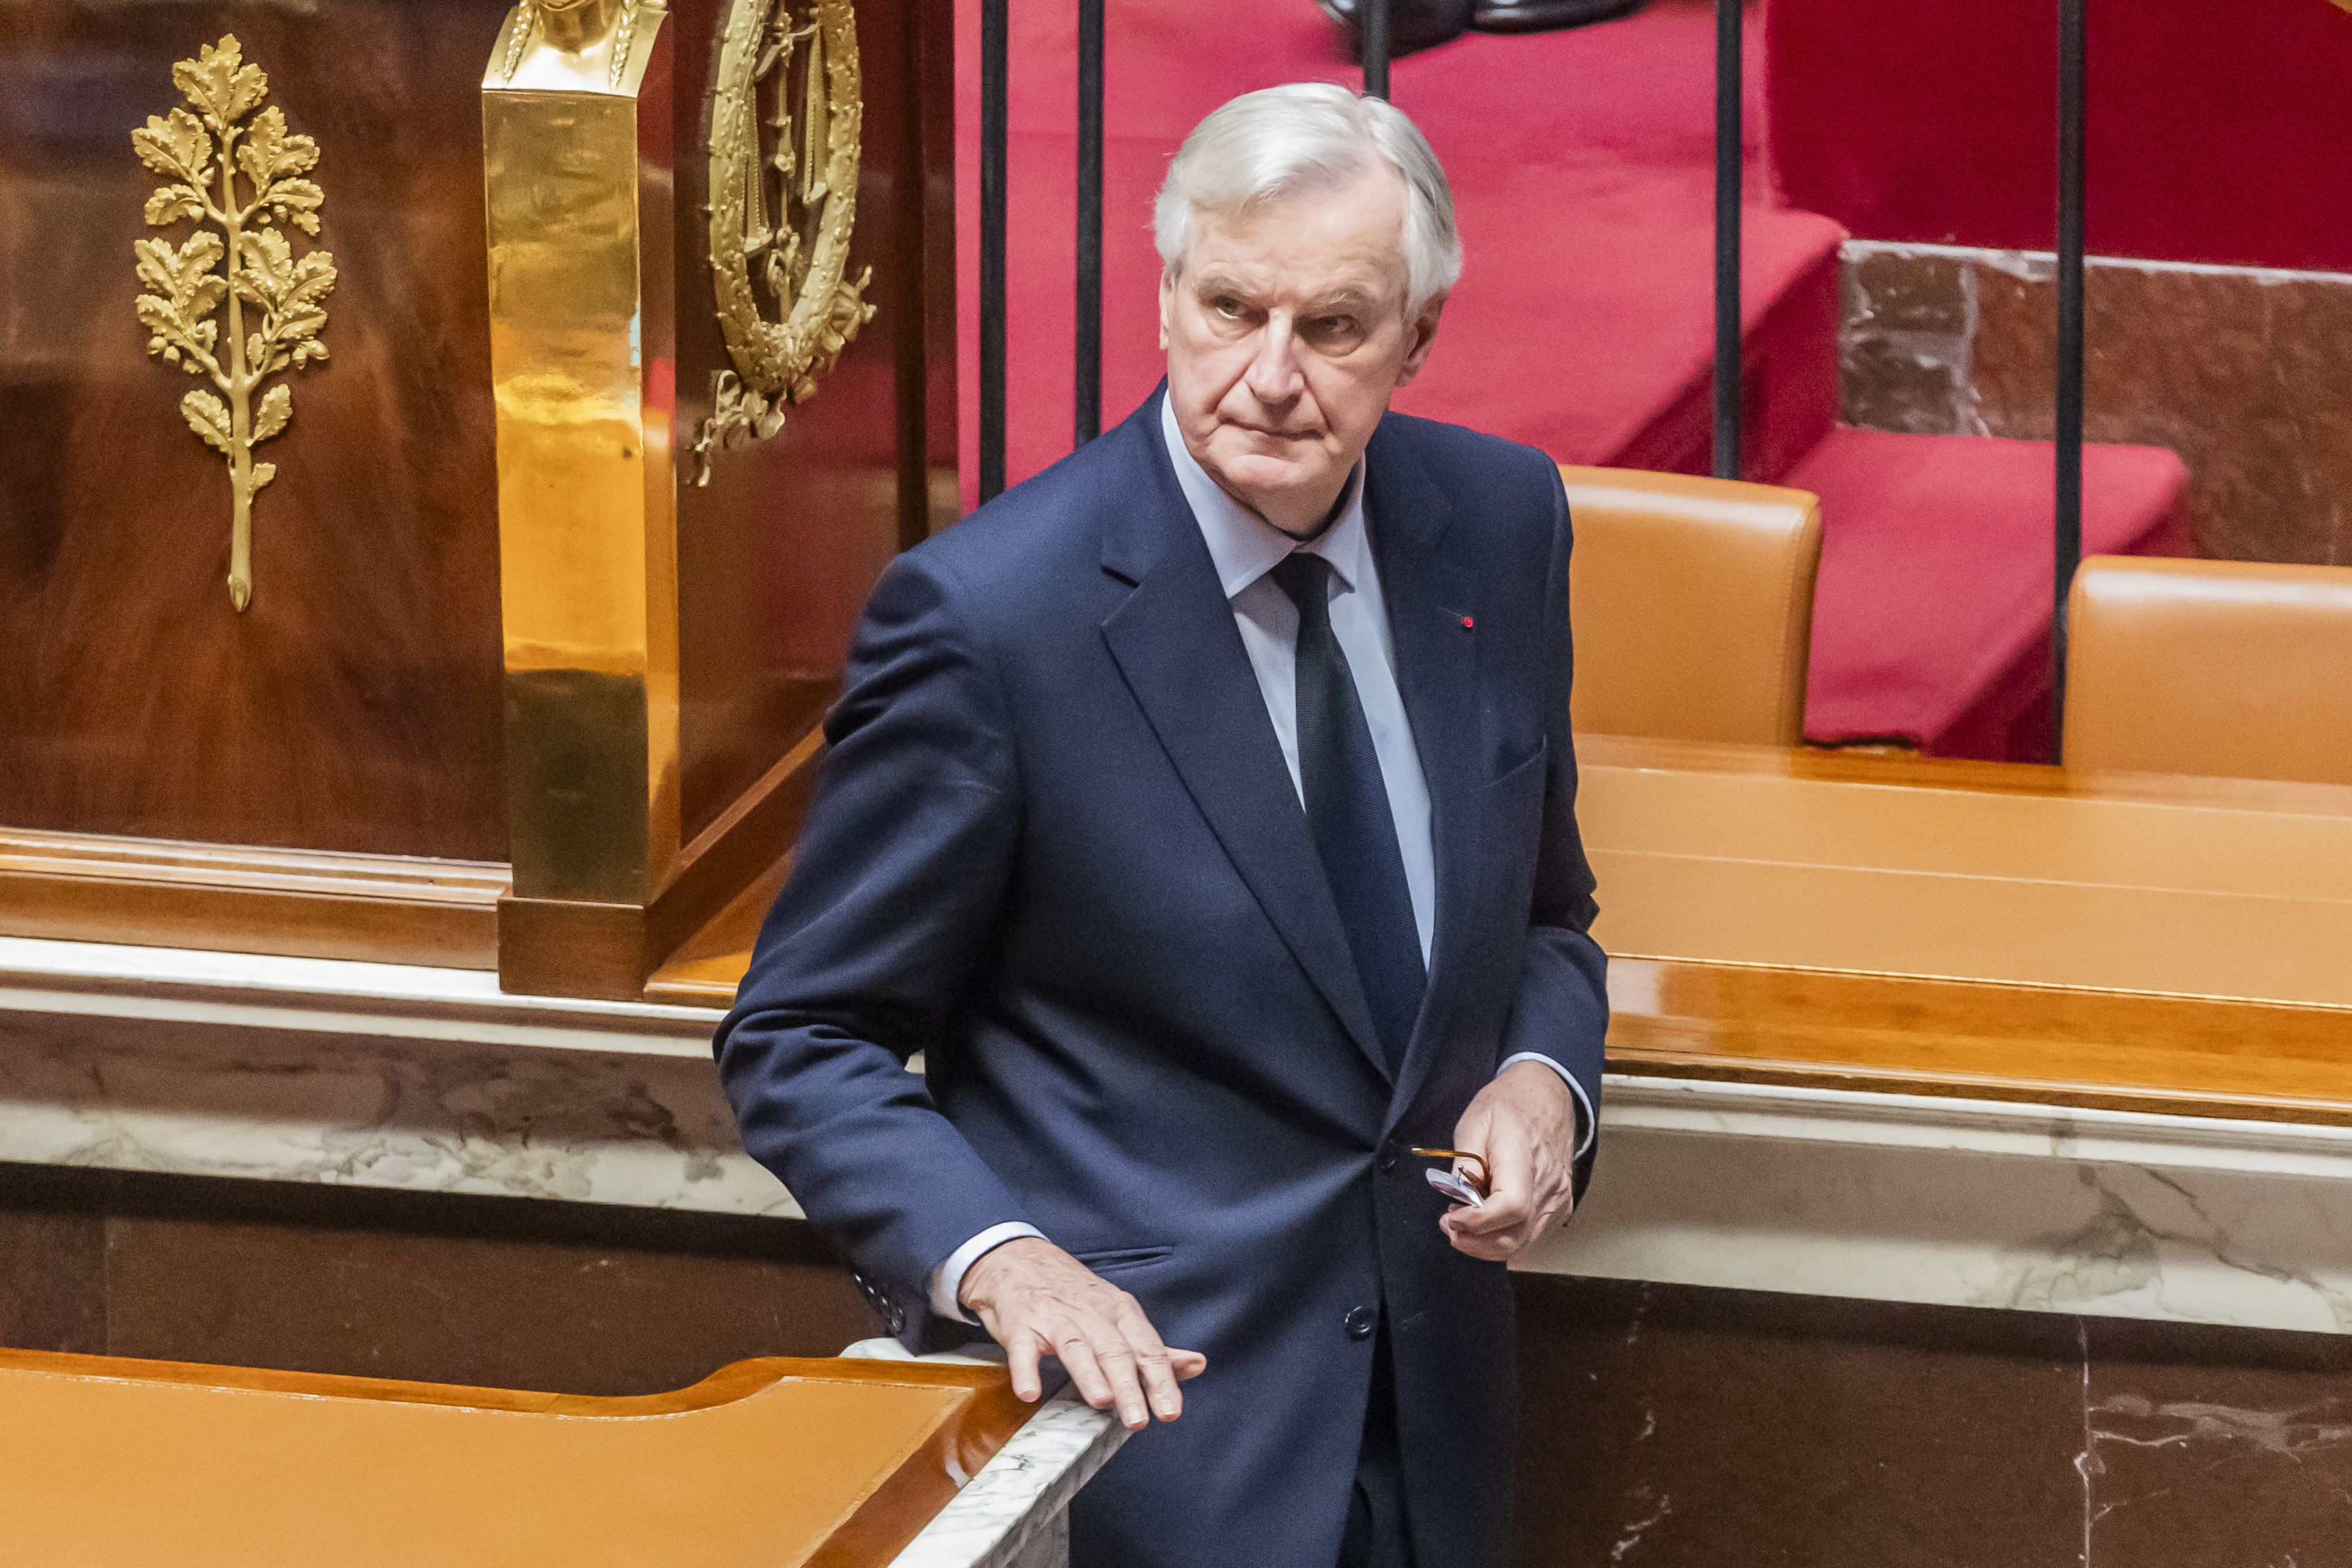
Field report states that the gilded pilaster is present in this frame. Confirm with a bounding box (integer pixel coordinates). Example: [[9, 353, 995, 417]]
[[482, 0, 676, 905]]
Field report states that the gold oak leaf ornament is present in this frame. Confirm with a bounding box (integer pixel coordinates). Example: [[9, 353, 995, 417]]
[[692, 0, 875, 484], [133, 35, 335, 613]]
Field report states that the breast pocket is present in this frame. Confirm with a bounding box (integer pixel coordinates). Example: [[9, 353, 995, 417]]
[[1488, 736, 1548, 795]]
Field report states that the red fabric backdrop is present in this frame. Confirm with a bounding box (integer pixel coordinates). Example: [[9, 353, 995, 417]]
[[1766, 0, 2352, 272]]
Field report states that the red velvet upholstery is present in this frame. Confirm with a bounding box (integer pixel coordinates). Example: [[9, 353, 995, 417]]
[[1791, 429, 2191, 759], [1766, 0, 2352, 270], [952, 0, 2196, 761], [952, 0, 1844, 500]]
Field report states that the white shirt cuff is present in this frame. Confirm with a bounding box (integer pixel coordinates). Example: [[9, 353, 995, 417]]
[[929, 1222, 1048, 1323], [1498, 1051, 1597, 1160]]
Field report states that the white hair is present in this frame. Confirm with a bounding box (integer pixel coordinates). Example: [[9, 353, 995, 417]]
[[1152, 82, 1463, 315]]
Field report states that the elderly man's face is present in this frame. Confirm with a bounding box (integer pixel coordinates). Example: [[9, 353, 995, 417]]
[[1159, 166, 1446, 538]]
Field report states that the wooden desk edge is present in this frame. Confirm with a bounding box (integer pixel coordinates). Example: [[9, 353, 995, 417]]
[[0, 1346, 1036, 1566], [0, 1344, 1010, 1418]]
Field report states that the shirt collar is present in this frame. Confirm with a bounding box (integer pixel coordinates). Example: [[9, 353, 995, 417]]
[[1159, 390, 1369, 602]]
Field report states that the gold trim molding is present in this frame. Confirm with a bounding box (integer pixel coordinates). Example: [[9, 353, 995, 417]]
[[132, 35, 335, 613], [692, 0, 875, 483]]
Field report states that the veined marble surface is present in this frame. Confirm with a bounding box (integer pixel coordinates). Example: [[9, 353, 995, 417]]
[[889, 1390, 1125, 1568], [1530, 1075, 2352, 1336], [8, 935, 2352, 1335], [839, 1338, 1127, 1568], [0, 935, 788, 1216], [0, 935, 714, 1058]]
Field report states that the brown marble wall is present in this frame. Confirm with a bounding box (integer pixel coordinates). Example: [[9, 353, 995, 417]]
[[0, 1163, 880, 1395], [9, 1165, 2349, 1562], [1514, 1275, 2352, 1568], [1841, 243, 2352, 566]]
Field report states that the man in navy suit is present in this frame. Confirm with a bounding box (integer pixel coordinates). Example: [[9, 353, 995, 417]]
[[715, 82, 1608, 1568]]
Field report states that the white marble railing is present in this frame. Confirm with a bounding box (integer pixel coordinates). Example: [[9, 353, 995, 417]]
[[6, 935, 2351, 1336]]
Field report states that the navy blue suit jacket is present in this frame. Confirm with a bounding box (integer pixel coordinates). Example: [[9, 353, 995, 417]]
[[714, 391, 1608, 1568]]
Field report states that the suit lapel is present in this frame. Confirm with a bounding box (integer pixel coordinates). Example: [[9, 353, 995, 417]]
[[1098, 397, 1390, 1080], [1363, 424, 1486, 1122]]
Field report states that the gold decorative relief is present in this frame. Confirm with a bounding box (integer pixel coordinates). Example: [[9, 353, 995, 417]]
[[493, 0, 648, 89], [133, 35, 335, 613], [692, 0, 875, 483]]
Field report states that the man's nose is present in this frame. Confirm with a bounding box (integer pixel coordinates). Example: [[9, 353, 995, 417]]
[[1243, 315, 1305, 405]]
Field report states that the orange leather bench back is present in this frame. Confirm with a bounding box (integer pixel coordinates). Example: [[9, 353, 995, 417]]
[[1559, 466, 1823, 747], [2064, 555, 2352, 786]]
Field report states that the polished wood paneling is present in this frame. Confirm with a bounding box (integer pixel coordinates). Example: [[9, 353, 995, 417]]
[[0, 0, 510, 859], [497, 893, 651, 1003], [646, 848, 787, 1005], [668, 0, 953, 846], [651, 725, 822, 955], [0, 1344, 1027, 1568], [0, 826, 502, 967], [504, 727, 820, 1000]]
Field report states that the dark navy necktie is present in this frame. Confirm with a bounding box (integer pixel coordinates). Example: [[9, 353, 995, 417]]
[[1269, 551, 1426, 1076]]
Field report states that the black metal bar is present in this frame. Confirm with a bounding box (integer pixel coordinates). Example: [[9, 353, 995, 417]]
[[2052, 0, 2087, 750], [1075, 0, 1104, 446], [1362, 0, 1390, 100], [1711, 0, 1741, 480], [891, 0, 936, 551], [978, 0, 1008, 502]]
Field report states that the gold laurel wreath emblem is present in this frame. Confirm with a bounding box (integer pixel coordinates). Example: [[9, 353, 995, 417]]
[[692, 0, 875, 484], [132, 35, 335, 613]]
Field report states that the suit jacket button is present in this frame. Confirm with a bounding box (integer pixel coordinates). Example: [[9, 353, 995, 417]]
[[1344, 1305, 1376, 1341], [1378, 1142, 1401, 1173]]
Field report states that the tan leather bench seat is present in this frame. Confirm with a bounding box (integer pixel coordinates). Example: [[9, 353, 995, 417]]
[[2064, 555, 2352, 786], [1559, 466, 1822, 748]]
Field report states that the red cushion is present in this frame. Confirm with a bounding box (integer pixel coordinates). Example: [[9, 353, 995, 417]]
[[954, 0, 1841, 500], [1787, 427, 2191, 759]]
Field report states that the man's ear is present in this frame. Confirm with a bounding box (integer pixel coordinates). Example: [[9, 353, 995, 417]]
[[1393, 294, 1448, 388], [1158, 267, 1176, 352]]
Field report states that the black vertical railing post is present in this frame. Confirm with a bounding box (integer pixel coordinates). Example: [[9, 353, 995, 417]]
[[2052, 0, 2087, 750], [979, 0, 1009, 502], [1711, 0, 1741, 480], [1362, 0, 1391, 100], [1075, 0, 1104, 446]]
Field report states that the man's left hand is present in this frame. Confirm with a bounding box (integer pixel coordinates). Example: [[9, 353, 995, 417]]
[[1439, 1060, 1578, 1262]]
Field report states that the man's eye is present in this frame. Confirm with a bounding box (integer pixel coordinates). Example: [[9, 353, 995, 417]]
[[1211, 297, 1243, 317]]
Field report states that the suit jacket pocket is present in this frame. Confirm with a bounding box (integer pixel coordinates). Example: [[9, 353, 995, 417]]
[[1074, 1245, 1175, 1275], [1489, 736, 1549, 791]]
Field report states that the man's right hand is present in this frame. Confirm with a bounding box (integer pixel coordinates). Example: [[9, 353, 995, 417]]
[[958, 1237, 1207, 1430]]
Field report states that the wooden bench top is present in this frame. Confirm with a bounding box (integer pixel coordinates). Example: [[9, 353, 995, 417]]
[[651, 734, 2352, 1125], [0, 1348, 1027, 1567]]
